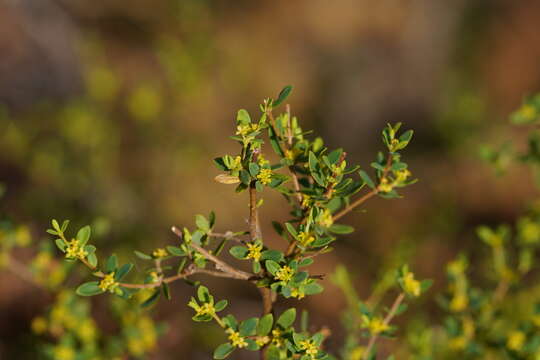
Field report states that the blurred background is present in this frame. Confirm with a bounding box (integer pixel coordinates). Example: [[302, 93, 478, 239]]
[[1, 0, 540, 358]]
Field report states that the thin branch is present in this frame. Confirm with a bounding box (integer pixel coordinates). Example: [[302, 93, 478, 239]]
[[362, 292, 405, 360]]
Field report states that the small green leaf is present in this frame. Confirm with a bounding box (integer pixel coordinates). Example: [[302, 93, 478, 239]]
[[261, 250, 284, 262], [257, 313, 274, 336], [329, 224, 354, 234], [359, 170, 375, 189], [273, 85, 293, 107], [87, 253, 98, 268], [277, 308, 296, 328], [55, 239, 66, 252], [162, 283, 171, 300], [239, 317, 258, 336], [105, 254, 118, 273], [76, 281, 103, 296], [230, 246, 249, 259], [304, 282, 323, 295], [215, 299, 228, 312], [76, 226, 91, 245], [237, 109, 251, 125], [167, 246, 186, 256], [285, 222, 297, 238], [265, 260, 281, 275], [134, 250, 152, 260], [197, 285, 211, 302], [51, 219, 61, 232], [214, 343, 234, 359], [141, 289, 161, 308], [196, 215, 210, 232], [249, 163, 260, 177], [115, 263, 133, 281]]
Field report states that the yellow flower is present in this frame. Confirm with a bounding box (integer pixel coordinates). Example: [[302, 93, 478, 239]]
[[256, 336, 270, 347], [299, 339, 318, 358], [152, 248, 168, 258], [246, 242, 263, 261], [65, 239, 87, 260], [272, 329, 284, 347], [257, 154, 270, 166], [291, 287, 305, 299], [196, 303, 215, 317], [318, 209, 333, 228], [450, 293, 468, 312], [53, 345, 75, 360], [377, 178, 393, 193], [236, 123, 259, 136], [297, 231, 315, 247], [507, 331, 525, 351], [350, 346, 365, 360], [31, 317, 47, 334], [257, 168, 273, 185], [150, 271, 160, 283], [301, 194, 312, 208], [362, 316, 390, 335], [98, 272, 119, 293], [403, 272, 421, 297], [518, 104, 536, 120], [275, 266, 294, 282], [227, 329, 248, 348], [395, 169, 411, 183]]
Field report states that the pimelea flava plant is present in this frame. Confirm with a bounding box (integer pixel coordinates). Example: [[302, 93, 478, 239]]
[[44, 86, 429, 359]]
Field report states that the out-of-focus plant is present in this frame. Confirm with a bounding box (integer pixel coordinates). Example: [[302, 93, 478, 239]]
[[0, 217, 164, 359], [43, 87, 426, 359]]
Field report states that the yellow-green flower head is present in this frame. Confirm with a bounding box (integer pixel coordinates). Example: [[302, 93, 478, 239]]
[[152, 248, 168, 258], [272, 329, 284, 347], [507, 330, 526, 351], [257, 154, 270, 166], [450, 293, 468, 312], [395, 169, 411, 183], [518, 104, 536, 120], [403, 271, 421, 297], [275, 265, 294, 283], [236, 123, 259, 137], [298, 231, 315, 247], [53, 345, 75, 360], [301, 194, 313, 208], [291, 287, 305, 299], [519, 217, 540, 244], [99, 272, 119, 293], [231, 156, 243, 172], [65, 239, 88, 260], [246, 242, 263, 261], [377, 178, 393, 193], [349, 346, 366, 360], [256, 336, 270, 347], [196, 303, 215, 317], [299, 339, 318, 358], [150, 271, 160, 283], [318, 209, 334, 228], [361, 315, 390, 335], [227, 329, 248, 348], [257, 168, 273, 185]]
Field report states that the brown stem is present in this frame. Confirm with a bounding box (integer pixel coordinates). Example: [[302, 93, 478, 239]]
[[362, 292, 405, 360]]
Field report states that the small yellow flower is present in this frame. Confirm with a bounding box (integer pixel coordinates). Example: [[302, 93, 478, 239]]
[[257, 154, 270, 166], [450, 293, 468, 312], [65, 239, 88, 260], [246, 242, 263, 261], [395, 169, 411, 183], [507, 331, 526, 351], [319, 209, 333, 228], [196, 303, 215, 317], [99, 272, 119, 293], [256, 336, 270, 347], [350, 346, 366, 360], [301, 194, 312, 208], [275, 266, 294, 282], [227, 329, 248, 348], [257, 168, 273, 185], [377, 178, 393, 193], [291, 287, 305, 299], [362, 316, 390, 335], [31, 316, 47, 334], [236, 123, 259, 137], [53, 345, 75, 360], [150, 271, 160, 283], [299, 339, 318, 358], [403, 272, 421, 297], [297, 231, 315, 247], [152, 248, 168, 258], [272, 329, 284, 347]]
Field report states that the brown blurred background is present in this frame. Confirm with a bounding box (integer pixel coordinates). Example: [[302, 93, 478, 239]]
[[1, 0, 540, 358]]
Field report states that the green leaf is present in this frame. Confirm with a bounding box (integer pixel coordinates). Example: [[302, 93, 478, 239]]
[[230, 246, 248, 259], [239, 317, 258, 336], [196, 215, 210, 232], [249, 163, 260, 177], [277, 308, 296, 328], [76, 226, 91, 246], [87, 253, 98, 268], [308, 151, 319, 174], [197, 285, 211, 302], [51, 219, 61, 232], [55, 239, 66, 252], [215, 299, 228, 312], [105, 254, 118, 273], [299, 258, 314, 267], [76, 281, 103, 296], [237, 109, 251, 125], [239, 170, 251, 185], [141, 289, 161, 308], [214, 343, 234, 359], [167, 246, 186, 256], [304, 282, 323, 295], [46, 229, 58, 235], [329, 224, 354, 234], [162, 283, 171, 300], [273, 85, 293, 107], [359, 170, 375, 189], [261, 250, 284, 262], [285, 222, 297, 238], [265, 260, 281, 275], [115, 263, 133, 281], [257, 314, 274, 336], [134, 250, 152, 260]]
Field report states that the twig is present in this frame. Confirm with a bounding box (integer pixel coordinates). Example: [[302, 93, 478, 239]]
[[362, 292, 405, 360]]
